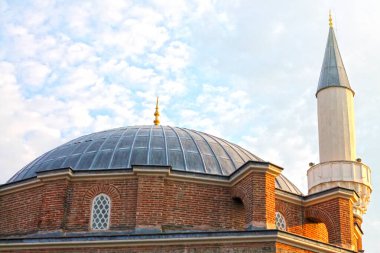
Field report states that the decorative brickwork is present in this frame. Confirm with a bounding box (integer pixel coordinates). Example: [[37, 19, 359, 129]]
[[305, 198, 354, 249], [65, 179, 137, 231], [275, 199, 303, 235], [304, 206, 336, 241], [83, 184, 121, 202], [83, 183, 121, 230]]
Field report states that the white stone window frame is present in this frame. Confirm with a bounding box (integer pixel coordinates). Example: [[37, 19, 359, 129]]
[[275, 211, 287, 231], [91, 193, 111, 230]]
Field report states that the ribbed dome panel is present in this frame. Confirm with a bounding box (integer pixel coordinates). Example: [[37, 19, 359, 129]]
[[8, 125, 302, 195]]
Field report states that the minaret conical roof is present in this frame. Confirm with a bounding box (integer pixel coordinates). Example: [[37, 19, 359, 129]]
[[317, 26, 353, 95]]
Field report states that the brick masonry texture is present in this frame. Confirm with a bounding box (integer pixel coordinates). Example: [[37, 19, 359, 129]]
[[0, 171, 360, 251], [0, 185, 43, 235], [276, 243, 314, 253], [304, 198, 354, 248], [1, 242, 276, 253]]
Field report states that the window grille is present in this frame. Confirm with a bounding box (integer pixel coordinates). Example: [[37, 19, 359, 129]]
[[91, 194, 111, 230], [275, 212, 286, 231]]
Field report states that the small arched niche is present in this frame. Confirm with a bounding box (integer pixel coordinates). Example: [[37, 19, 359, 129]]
[[231, 197, 245, 230]]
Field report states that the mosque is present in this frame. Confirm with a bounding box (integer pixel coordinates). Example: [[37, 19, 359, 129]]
[[0, 15, 372, 252]]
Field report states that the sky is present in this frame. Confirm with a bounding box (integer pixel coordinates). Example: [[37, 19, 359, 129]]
[[0, 0, 379, 250]]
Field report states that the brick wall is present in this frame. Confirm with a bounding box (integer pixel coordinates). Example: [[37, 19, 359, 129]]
[[276, 196, 356, 250], [1, 242, 276, 253], [253, 173, 276, 229], [136, 175, 166, 231], [39, 179, 69, 230], [276, 242, 315, 253], [0, 186, 43, 236], [276, 199, 329, 243], [0, 172, 357, 251], [65, 179, 137, 231], [303, 219, 329, 243], [3, 241, 353, 253], [276, 199, 303, 235], [232, 172, 276, 229], [305, 198, 354, 249], [163, 179, 242, 231], [0, 176, 246, 235]]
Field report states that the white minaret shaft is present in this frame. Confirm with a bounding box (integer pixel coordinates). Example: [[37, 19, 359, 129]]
[[317, 89, 356, 162], [316, 23, 356, 163]]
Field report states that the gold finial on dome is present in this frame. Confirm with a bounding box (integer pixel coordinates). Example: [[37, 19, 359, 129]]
[[153, 96, 160, 126], [329, 10, 333, 28]]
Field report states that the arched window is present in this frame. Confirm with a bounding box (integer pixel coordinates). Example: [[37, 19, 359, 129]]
[[91, 194, 111, 230], [275, 212, 287, 231]]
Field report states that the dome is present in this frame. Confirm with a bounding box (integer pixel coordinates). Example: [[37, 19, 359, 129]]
[[7, 125, 302, 195]]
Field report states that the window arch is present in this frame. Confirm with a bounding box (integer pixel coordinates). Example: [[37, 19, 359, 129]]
[[275, 212, 287, 231], [91, 193, 111, 230]]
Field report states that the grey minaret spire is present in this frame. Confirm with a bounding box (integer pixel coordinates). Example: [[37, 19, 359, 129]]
[[317, 24, 353, 95]]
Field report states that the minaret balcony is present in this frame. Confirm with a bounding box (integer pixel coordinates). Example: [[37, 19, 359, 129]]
[[307, 160, 372, 217]]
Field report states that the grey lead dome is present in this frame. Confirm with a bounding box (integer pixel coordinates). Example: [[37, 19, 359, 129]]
[[8, 125, 302, 195]]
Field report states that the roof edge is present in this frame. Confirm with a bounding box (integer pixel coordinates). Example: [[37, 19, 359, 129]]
[[0, 230, 355, 253], [0, 163, 302, 196]]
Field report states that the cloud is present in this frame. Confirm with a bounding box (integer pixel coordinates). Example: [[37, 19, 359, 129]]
[[0, 61, 59, 183], [4, 24, 39, 58], [150, 0, 189, 27], [272, 22, 286, 37], [66, 42, 97, 65], [149, 41, 191, 74], [19, 61, 51, 86]]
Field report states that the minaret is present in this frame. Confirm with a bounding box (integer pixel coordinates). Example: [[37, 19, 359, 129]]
[[307, 13, 372, 219], [317, 12, 356, 162]]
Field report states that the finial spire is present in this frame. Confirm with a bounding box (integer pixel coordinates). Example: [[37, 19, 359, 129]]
[[329, 10, 333, 28], [317, 10, 352, 96], [153, 97, 160, 126]]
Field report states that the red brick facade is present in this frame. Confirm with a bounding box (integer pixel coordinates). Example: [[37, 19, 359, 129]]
[[0, 166, 360, 252], [0, 185, 43, 235], [231, 171, 276, 229], [304, 198, 354, 248], [1, 242, 277, 253]]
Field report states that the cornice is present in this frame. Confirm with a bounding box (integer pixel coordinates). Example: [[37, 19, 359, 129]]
[[275, 187, 359, 207], [0, 178, 43, 196], [0, 162, 284, 195], [1, 166, 357, 210], [304, 187, 359, 206], [1, 167, 358, 210], [229, 161, 283, 185], [0, 231, 354, 253], [275, 189, 303, 205]]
